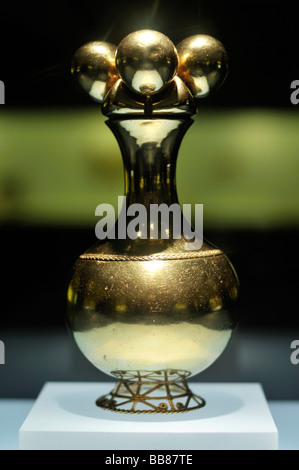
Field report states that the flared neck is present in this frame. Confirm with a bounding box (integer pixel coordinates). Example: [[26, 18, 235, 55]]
[[107, 117, 193, 208]]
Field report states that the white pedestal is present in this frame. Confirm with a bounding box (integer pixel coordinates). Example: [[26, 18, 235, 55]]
[[19, 382, 278, 450]]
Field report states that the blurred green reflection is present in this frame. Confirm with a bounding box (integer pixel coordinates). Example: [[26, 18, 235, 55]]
[[0, 108, 298, 228]]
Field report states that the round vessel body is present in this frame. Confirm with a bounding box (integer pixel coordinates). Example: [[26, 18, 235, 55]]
[[67, 243, 239, 379]]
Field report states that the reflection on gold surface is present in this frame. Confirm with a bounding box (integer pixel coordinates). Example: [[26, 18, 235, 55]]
[[74, 321, 232, 377], [143, 259, 164, 274], [116, 30, 178, 95], [71, 41, 119, 103], [176, 34, 228, 98]]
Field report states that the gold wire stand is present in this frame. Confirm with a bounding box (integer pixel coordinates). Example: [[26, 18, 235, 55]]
[[96, 370, 205, 414]]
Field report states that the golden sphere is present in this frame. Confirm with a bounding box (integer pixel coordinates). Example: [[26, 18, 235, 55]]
[[71, 41, 119, 103], [176, 35, 228, 98], [115, 30, 178, 95]]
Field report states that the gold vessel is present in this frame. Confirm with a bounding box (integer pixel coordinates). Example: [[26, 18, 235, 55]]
[[67, 30, 239, 413]]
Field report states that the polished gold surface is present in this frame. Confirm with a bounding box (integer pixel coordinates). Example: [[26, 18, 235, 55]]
[[96, 370, 205, 413], [69, 251, 238, 378], [68, 30, 238, 413], [176, 35, 228, 98], [71, 31, 229, 111], [71, 41, 119, 102], [115, 30, 178, 95], [103, 76, 196, 117]]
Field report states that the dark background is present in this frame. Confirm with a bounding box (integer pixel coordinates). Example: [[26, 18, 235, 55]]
[[0, 4, 298, 337], [1, 0, 299, 108]]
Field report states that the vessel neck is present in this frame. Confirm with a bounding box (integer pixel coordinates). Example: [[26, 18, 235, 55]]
[[107, 118, 193, 208]]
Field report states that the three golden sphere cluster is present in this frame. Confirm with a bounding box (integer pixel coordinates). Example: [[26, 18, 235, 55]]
[[71, 30, 228, 104]]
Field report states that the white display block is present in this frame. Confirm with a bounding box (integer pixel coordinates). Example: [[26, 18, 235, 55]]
[[19, 382, 278, 450]]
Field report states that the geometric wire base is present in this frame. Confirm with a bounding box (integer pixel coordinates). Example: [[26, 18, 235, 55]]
[[96, 369, 206, 414]]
